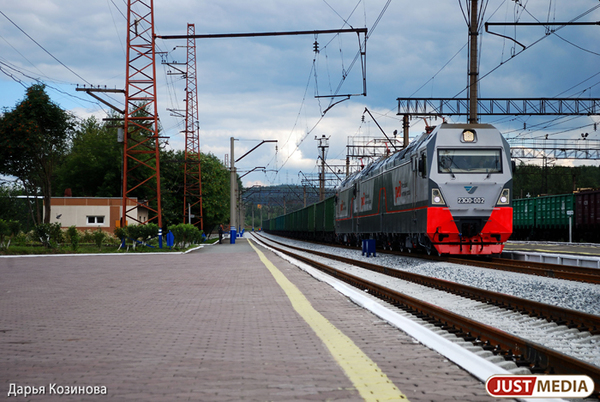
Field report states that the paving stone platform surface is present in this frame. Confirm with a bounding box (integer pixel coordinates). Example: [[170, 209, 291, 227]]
[[0, 239, 509, 401]]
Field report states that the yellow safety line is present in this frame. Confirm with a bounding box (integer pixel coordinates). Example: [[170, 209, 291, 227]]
[[248, 240, 408, 402]]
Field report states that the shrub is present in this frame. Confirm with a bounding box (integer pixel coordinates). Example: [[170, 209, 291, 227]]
[[139, 223, 159, 241], [113, 224, 159, 250], [0, 221, 9, 250], [33, 223, 63, 248], [81, 230, 94, 244], [0, 220, 21, 249], [12, 231, 30, 246], [114, 226, 126, 241], [65, 226, 80, 251], [92, 229, 106, 250], [167, 223, 203, 248]]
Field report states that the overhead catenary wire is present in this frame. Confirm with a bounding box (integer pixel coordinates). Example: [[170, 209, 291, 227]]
[[266, 0, 390, 184], [0, 10, 91, 86]]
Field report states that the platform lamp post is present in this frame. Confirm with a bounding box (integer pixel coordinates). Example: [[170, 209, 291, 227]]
[[229, 137, 276, 244]]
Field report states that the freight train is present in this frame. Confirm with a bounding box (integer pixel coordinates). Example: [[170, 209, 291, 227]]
[[513, 189, 600, 242], [263, 123, 514, 255]]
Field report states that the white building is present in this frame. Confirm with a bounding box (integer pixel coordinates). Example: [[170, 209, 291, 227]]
[[46, 197, 149, 233]]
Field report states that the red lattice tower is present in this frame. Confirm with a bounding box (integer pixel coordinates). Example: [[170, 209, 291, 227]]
[[122, 0, 162, 227], [183, 23, 203, 230]]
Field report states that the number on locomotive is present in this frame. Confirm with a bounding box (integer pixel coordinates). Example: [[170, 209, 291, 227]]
[[457, 197, 485, 204]]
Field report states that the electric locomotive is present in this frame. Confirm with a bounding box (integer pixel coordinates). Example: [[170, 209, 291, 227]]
[[335, 123, 513, 255]]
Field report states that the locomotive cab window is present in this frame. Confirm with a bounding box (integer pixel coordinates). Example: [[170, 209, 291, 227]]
[[418, 153, 427, 178], [438, 149, 502, 174]]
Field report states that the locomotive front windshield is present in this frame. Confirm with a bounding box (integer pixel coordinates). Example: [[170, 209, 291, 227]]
[[438, 149, 502, 173]]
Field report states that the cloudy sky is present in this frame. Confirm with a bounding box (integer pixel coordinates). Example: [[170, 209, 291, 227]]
[[2, 0, 600, 188]]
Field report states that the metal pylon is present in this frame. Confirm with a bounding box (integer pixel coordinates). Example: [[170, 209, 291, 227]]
[[183, 23, 203, 230], [123, 0, 162, 228]]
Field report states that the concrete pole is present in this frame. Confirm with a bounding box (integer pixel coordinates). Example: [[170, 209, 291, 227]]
[[230, 137, 237, 240], [320, 148, 325, 201], [403, 115, 409, 149], [468, 0, 479, 124], [303, 186, 307, 208], [345, 156, 350, 177]]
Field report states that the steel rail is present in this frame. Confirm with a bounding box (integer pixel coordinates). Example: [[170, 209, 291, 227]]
[[253, 234, 600, 393], [256, 234, 600, 334]]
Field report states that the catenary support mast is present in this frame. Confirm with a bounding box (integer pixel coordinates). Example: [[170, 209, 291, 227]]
[[183, 23, 203, 230], [123, 0, 162, 228], [468, 0, 479, 124]]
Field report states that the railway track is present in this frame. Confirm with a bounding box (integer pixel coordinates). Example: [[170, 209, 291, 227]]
[[274, 235, 600, 285], [253, 233, 600, 394], [380, 247, 600, 284], [441, 255, 600, 285]]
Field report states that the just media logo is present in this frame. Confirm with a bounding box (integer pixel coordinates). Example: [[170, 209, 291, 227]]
[[485, 375, 593, 398], [464, 186, 478, 194]]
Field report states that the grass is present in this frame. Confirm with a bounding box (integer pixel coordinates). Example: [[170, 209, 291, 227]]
[[0, 239, 218, 256]]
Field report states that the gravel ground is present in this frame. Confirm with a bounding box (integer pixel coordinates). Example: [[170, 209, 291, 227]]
[[259, 233, 600, 316]]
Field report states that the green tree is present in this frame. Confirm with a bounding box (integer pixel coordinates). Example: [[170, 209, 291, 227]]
[[0, 84, 75, 223], [54, 116, 122, 197], [0, 183, 35, 232], [513, 163, 600, 198], [199, 152, 231, 234], [159, 149, 186, 227], [160, 150, 231, 234]]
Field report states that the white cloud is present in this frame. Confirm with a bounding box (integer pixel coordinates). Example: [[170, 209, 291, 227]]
[[2, 0, 600, 187]]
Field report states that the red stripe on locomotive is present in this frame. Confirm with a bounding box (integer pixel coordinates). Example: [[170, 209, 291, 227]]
[[427, 207, 513, 255]]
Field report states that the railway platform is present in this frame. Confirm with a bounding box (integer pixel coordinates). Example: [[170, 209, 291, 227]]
[[503, 241, 600, 268], [1, 239, 510, 401]]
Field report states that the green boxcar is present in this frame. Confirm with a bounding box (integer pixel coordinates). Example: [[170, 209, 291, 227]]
[[324, 196, 335, 232], [307, 204, 315, 232], [299, 207, 309, 232], [535, 193, 574, 228], [275, 215, 285, 231], [513, 197, 536, 229], [315, 200, 325, 232], [263, 195, 336, 238]]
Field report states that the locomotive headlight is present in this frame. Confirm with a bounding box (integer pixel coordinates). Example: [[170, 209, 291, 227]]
[[462, 129, 476, 143], [497, 188, 510, 205], [432, 188, 446, 205]]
